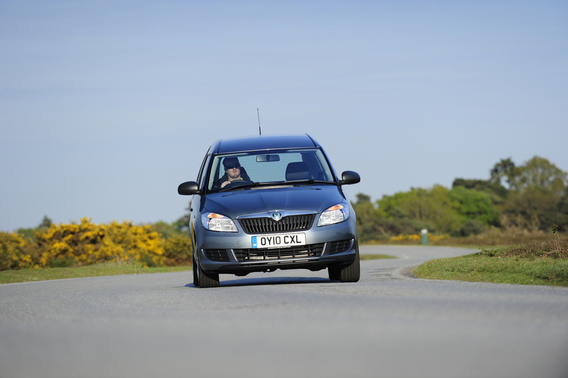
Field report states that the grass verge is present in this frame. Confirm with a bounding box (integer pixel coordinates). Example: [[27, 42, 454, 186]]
[[0, 262, 191, 284], [361, 254, 397, 260], [414, 233, 568, 287]]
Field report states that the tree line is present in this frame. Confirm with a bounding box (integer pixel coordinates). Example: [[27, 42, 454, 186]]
[[11, 155, 566, 248], [352, 156, 568, 243]]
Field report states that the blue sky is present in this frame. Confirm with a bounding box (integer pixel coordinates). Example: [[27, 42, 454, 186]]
[[1, 0, 567, 231]]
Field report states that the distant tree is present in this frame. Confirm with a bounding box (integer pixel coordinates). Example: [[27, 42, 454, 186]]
[[377, 185, 462, 234], [541, 198, 568, 233], [459, 219, 488, 236], [351, 193, 388, 241], [355, 193, 371, 204], [352, 193, 377, 225], [448, 186, 500, 226], [152, 221, 178, 239], [16, 227, 35, 240], [174, 203, 191, 233], [38, 215, 53, 229], [490, 158, 516, 188], [387, 217, 433, 236], [493, 156, 568, 231], [452, 178, 508, 203], [503, 185, 559, 231], [509, 156, 567, 195], [550, 188, 568, 232], [17, 216, 53, 240]]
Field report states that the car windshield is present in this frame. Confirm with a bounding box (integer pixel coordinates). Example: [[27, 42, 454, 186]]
[[206, 148, 336, 192]]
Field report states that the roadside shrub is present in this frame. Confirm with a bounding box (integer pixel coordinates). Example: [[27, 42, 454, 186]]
[[459, 219, 489, 236], [389, 233, 449, 245], [33, 217, 104, 267], [29, 218, 166, 268], [0, 232, 34, 270], [504, 233, 568, 259], [389, 217, 434, 236], [390, 234, 422, 243], [1, 219, 194, 271], [103, 220, 166, 267], [162, 233, 193, 266]]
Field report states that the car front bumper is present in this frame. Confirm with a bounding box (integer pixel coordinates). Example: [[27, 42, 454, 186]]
[[196, 218, 358, 275]]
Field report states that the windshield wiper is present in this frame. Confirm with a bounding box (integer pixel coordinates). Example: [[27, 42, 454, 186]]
[[217, 180, 335, 192], [286, 179, 335, 185]]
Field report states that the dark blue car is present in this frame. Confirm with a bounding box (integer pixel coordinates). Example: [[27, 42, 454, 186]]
[[178, 134, 361, 287]]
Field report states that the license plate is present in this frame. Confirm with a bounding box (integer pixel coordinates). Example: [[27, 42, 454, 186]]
[[252, 233, 306, 249]]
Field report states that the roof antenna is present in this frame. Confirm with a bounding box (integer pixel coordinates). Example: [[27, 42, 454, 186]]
[[257, 108, 262, 136]]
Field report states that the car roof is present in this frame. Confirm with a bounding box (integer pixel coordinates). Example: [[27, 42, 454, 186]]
[[211, 134, 321, 154]]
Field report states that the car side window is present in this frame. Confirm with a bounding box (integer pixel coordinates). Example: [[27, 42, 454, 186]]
[[196, 153, 210, 189], [207, 157, 223, 190]]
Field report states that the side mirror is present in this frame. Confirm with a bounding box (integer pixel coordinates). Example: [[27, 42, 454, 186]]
[[178, 181, 200, 195], [339, 171, 360, 185]]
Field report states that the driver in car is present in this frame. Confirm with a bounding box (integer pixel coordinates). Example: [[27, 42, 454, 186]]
[[219, 157, 250, 188]]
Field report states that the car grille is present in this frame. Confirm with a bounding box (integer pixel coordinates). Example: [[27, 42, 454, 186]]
[[233, 243, 324, 262], [239, 214, 316, 234], [203, 249, 230, 262], [328, 239, 353, 255]]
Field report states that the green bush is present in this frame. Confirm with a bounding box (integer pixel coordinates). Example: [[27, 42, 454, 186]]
[[459, 219, 488, 236]]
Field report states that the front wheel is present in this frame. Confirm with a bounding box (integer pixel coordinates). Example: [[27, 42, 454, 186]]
[[194, 257, 220, 288], [328, 251, 360, 282], [328, 266, 340, 281], [192, 257, 199, 286]]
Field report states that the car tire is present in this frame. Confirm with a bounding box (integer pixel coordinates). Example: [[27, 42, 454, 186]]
[[194, 257, 220, 288], [338, 250, 360, 282], [192, 258, 199, 287], [328, 266, 340, 281]]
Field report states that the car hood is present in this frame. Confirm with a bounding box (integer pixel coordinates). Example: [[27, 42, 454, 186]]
[[202, 185, 346, 218]]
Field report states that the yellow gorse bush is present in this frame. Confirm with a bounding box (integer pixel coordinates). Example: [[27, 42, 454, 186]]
[[162, 233, 193, 266], [390, 234, 422, 242], [1, 218, 192, 271], [389, 233, 449, 244], [429, 234, 450, 243], [0, 231, 34, 270], [35, 217, 166, 268]]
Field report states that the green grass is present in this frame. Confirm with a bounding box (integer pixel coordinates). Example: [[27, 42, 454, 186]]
[[360, 254, 397, 260], [414, 234, 568, 287], [0, 262, 191, 284], [414, 254, 568, 286]]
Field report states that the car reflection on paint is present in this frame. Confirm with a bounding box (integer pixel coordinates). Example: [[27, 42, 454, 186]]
[[178, 134, 361, 288]]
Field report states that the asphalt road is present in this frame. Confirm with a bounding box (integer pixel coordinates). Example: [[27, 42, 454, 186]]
[[1, 245, 568, 378]]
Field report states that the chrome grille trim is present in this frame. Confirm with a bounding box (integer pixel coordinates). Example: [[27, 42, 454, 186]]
[[239, 214, 316, 234]]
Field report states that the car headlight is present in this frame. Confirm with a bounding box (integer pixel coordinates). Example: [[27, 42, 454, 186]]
[[202, 213, 238, 232], [317, 204, 349, 226]]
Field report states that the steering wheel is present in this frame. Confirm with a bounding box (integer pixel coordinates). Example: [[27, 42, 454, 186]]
[[223, 180, 252, 189]]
